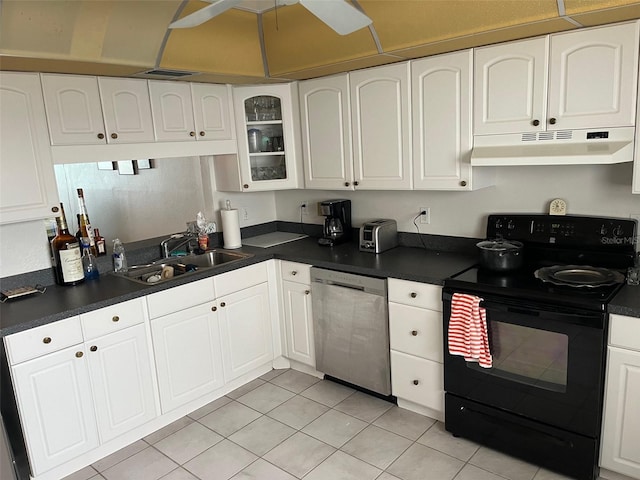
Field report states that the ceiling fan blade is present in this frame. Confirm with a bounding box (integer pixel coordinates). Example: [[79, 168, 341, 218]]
[[299, 0, 372, 35], [169, 0, 243, 28]]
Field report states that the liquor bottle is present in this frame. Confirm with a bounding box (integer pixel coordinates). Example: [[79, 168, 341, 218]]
[[93, 228, 107, 256], [51, 203, 84, 286], [77, 188, 98, 257]]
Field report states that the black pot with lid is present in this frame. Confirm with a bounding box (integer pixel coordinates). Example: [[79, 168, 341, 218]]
[[476, 239, 524, 272]]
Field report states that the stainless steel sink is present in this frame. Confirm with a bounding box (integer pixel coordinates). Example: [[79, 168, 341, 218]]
[[115, 250, 253, 285]]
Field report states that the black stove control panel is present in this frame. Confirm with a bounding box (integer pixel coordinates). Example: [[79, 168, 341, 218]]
[[487, 214, 638, 250]]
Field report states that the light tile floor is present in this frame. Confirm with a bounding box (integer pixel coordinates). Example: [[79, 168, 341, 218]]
[[63, 369, 593, 480]]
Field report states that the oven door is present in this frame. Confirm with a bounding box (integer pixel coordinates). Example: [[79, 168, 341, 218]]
[[442, 290, 606, 438]]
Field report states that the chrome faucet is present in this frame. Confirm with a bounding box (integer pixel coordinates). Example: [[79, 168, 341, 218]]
[[160, 232, 197, 258]]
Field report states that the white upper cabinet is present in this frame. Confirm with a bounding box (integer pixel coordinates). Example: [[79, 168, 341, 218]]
[[149, 81, 233, 142], [0, 72, 60, 225], [548, 21, 639, 130], [299, 74, 354, 190], [97, 77, 155, 143], [219, 83, 302, 192], [475, 21, 639, 135], [350, 62, 412, 190], [191, 83, 234, 141], [412, 50, 490, 190], [634, 63, 640, 195], [41, 74, 107, 145], [149, 80, 197, 142], [474, 37, 549, 135]]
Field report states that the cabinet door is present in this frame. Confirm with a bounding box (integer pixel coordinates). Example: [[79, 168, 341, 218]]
[[282, 280, 314, 367], [412, 50, 473, 190], [600, 346, 640, 478], [151, 303, 223, 413], [299, 74, 354, 190], [548, 21, 639, 130], [0, 72, 60, 225], [232, 83, 302, 191], [350, 63, 412, 189], [191, 83, 233, 141], [474, 37, 548, 135], [97, 77, 154, 143], [41, 74, 106, 145], [11, 345, 99, 476], [85, 324, 158, 443], [149, 80, 196, 142], [218, 283, 273, 381]]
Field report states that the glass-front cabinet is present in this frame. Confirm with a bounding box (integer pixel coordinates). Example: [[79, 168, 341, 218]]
[[226, 84, 302, 191]]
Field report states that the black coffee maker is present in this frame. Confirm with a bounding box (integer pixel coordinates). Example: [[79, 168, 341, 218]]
[[318, 199, 352, 246]]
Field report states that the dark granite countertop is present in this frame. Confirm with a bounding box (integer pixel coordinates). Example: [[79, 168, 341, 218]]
[[3, 232, 638, 338], [609, 284, 640, 318], [0, 237, 477, 338]]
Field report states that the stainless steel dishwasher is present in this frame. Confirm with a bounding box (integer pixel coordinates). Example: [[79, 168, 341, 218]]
[[311, 267, 391, 396]]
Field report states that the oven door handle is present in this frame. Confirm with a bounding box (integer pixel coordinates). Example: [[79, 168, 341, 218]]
[[479, 300, 603, 324]]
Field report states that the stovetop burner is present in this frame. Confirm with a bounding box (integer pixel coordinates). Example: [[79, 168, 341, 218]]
[[444, 214, 638, 312]]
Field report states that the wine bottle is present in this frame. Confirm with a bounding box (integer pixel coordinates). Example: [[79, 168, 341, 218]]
[[51, 203, 84, 286], [94, 228, 107, 256], [77, 188, 98, 257]]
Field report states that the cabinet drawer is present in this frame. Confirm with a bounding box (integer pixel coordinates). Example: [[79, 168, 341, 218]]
[[609, 314, 640, 351], [147, 277, 215, 319], [214, 262, 268, 297], [388, 278, 442, 311], [391, 350, 444, 414], [281, 261, 311, 284], [81, 298, 146, 340], [389, 303, 443, 362], [4, 316, 82, 365]]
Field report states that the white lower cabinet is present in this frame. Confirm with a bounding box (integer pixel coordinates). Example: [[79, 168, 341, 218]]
[[10, 343, 99, 476], [281, 261, 314, 367], [150, 302, 224, 413], [388, 278, 444, 420], [601, 314, 640, 479], [85, 324, 157, 443], [218, 283, 273, 381]]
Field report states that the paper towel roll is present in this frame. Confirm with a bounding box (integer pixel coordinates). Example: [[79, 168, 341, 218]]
[[221, 209, 242, 249]]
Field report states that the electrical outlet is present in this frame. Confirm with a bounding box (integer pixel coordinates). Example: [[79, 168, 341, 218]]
[[301, 201, 309, 215], [242, 207, 249, 221], [420, 207, 431, 224]]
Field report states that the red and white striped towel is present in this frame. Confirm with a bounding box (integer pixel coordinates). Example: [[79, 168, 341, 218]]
[[448, 293, 492, 368]]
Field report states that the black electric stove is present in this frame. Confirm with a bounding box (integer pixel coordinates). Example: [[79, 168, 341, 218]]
[[443, 214, 637, 480]]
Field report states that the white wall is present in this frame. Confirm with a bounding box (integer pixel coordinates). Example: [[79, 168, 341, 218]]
[[2, 161, 638, 279], [275, 163, 640, 239]]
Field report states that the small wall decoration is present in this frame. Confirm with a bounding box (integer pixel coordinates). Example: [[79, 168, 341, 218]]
[[136, 159, 153, 169], [97, 161, 116, 170], [117, 160, 136, 175]]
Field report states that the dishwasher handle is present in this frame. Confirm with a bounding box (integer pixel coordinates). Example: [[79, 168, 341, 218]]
[[314, 279, 366, 292]]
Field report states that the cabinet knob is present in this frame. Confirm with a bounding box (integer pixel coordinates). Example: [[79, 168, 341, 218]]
[[549, 117, 557, 125], [189, 131, 196, 137], [111, 133, 118, 139], [411, 330, 418, 336], [410, 292, 417, 298], [112, 315, 119, 322], [90, 345, 98, 352], [291, 271, 297, 276], [413, 379, 419, 386], [532, 119, 540, 127], [354, 181, 359, 186], [211, 306, 217, 312], [199, 131, 205, 137], [305, 290, 310, 295], [43, 337, 52, 344], [97, 133, 105, 139], [344, 182, 350, 187], [459, 180, 467, 187], [243, 184, 249, 189], [220, 302, 226, 307], [75, 351, 84, 358], [51, 206, 59, 213]]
